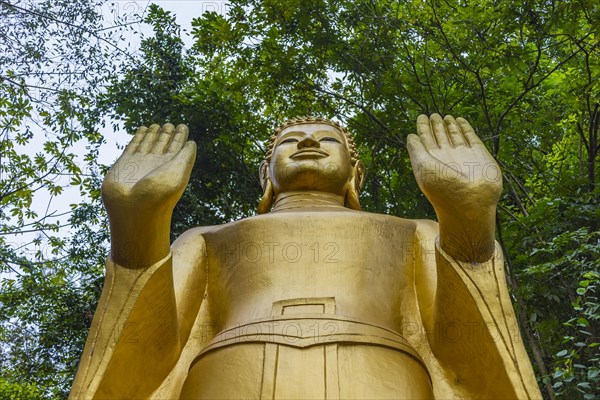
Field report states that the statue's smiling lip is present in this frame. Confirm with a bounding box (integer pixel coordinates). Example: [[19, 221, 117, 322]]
[[290, 149, 329, 159]]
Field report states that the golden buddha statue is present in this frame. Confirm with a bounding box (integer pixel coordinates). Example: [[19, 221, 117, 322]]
[[70, 114, 542, 399]]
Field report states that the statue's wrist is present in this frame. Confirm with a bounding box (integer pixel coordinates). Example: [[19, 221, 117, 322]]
[[108, 216, 172, 268], [435, 202, 496, 229], [436, 207, 497, 262], [110, 239, 171, 268], [438, 233, 496, 262]]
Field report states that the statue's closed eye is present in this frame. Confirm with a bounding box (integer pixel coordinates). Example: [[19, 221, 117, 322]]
[[280, 138, 299, 144], [320, 137, 340, 143]]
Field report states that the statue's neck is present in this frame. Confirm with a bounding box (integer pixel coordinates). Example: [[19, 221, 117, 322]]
[[271, 191, 346, 212]]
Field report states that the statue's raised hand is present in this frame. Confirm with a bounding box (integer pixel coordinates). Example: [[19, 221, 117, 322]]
[[102, 123, 196, 267], [407, 114, 502, 262]]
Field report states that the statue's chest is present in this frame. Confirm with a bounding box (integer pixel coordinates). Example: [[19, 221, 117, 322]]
[[210, 214, 412, 279], [203, 213, 417, 328]]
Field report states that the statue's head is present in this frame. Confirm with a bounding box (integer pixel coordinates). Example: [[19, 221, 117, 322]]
[[258, 116, 365, 213]]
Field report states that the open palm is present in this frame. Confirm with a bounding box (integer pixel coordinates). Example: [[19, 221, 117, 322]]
[[102, 123, 196, 217], [407, 114, 502, 216]]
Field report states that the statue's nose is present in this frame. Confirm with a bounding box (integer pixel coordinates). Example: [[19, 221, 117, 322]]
[[298, 135, 320, 149]]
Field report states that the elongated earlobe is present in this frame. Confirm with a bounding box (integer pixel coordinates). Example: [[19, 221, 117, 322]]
[[257, 161, 274, 214], [345, 161, 365, 210], [258, 179, 274, 214]]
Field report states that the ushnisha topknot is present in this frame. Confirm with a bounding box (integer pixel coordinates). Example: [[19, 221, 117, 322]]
[[265, 116, 359, 165]]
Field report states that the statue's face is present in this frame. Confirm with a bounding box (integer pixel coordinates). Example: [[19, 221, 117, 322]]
[[269, 123, 354, 196]]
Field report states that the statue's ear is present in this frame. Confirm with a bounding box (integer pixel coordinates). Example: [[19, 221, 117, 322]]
[[354, 160, 366, 192], [257, 160, 274, 214], [259, 160, 269, 191], [345, 160, 366, 210]]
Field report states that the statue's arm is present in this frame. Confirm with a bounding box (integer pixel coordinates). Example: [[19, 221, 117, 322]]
[[413, 221, 540, 398], [407, 117, 541, 397], [70, 252, 180, 399], [69, 124, 200, 399], [407, 114, 501, 262], [102, 123, 196, 268], [430, 240, 541, 399]]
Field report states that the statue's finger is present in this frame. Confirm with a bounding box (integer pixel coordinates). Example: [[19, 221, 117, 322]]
[[124, 126, 146, 155], [416, 114, 437, 149], [430, 113, 450, 147], [444, 115, 466, 147], [456, 117, 483, 147], [167, 124, 189, 153], [151, 123, 175, 154], [137, 124, 160, 153]]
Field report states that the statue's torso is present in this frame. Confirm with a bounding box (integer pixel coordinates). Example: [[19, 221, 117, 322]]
[[203, 210, 418, 331], [179, 210, 434, 399]]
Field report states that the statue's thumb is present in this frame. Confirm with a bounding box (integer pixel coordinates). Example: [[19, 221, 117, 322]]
[[406, 134, 427, 163], [406, 134, 433, 187], [172, 141, 197, 175]]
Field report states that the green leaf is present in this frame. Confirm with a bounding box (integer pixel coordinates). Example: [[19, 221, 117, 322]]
[[577, 318, 590, 327]]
